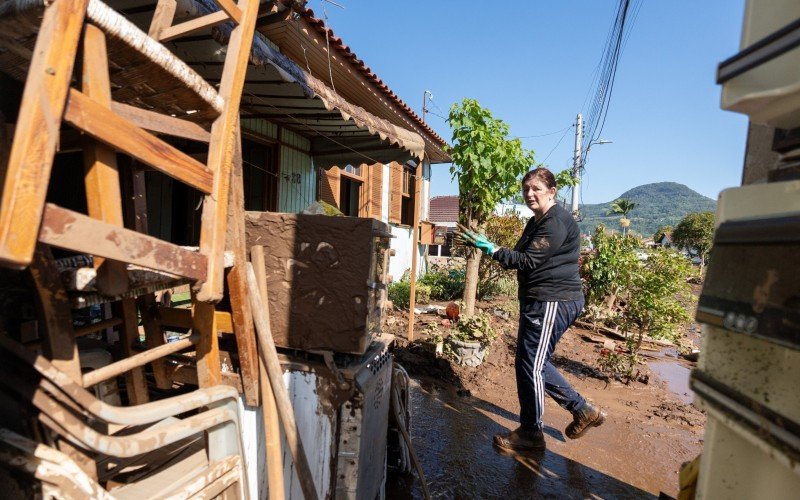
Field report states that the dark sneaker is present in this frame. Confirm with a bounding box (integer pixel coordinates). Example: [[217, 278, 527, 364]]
[[565, 401, 606, 439], [493, 427, 546, 453]]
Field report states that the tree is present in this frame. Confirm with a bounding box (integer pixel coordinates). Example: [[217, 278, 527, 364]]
[[448, 98, 534, 316], [672, 211, 715, 273], [608, 198, 638, 235]]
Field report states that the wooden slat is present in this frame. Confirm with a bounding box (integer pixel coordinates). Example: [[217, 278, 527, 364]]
[[193, 300, 221, 387], [226, 129, 259, 406], [115, 298, 150, 404], [213, 0, 243, 24], [389, 162, 402, 224], [82, 24, 129, 297], [318, 166, 340, 208], [196, 0, 261, 302], [158, 11, 231, 42], [148, 0, 177, 38], [39, 204, 208, 281], [0, 0, 89, 267], [111, 102, 211, 143], [64, 89, 214, 194]]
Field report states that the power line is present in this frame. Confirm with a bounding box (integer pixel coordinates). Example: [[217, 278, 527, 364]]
[[515, 125, 571, 139], [541, 125, 573, 165]]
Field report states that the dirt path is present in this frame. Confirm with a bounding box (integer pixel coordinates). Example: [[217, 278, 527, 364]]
[[386, 303, 705, 498]]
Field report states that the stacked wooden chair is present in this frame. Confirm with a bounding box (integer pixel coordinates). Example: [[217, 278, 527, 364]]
[[0, 0, 267, 496]]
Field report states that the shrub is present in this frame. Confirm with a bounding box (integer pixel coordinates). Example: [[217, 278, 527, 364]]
[[419, 265, 465, 301], [388, 280, 432, 310], [581, 226, 695, 378], [450, 310, 497, 346]]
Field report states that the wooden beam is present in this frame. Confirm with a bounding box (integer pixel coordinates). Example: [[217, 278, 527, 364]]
[[110, 102, 211, 143], [138, 294, 172, 389], [0, 0, 89, 268], [39, 204, 208, 282], [157, 306, 233, 333], [255, 8, 293, 29], [148, 0, 177, 38], [195, 0, 261, 302], [114, 298, 150, 404], [225, 129, 260, 406], [64, 89, 214, 194], [213, 0, 242, 24], [158, 11, 231, 42], [82, 24, 129, 297], [406, 160, 423, 342], [251, 245, 285, 499]]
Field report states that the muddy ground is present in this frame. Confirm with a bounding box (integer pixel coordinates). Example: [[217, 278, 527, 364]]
[[384, 299, 705, 499]]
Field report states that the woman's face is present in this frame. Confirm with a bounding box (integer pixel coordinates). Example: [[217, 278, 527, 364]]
[[522, 177, 556, 214]]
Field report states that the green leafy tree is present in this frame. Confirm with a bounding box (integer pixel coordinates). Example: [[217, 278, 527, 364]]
[[448, 98, 534, 315], [672, 211, 715, 272], [608, 198, 638, 235]]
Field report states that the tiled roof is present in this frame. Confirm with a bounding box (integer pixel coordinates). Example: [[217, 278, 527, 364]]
[[299, 7, 449, 150], [429, 196, 459, 223]]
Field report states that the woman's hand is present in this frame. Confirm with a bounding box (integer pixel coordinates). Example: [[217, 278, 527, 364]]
[[455, 223, 497, 256]]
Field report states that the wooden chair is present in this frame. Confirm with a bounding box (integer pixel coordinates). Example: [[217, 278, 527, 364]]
[[0, 335, 248, 498]]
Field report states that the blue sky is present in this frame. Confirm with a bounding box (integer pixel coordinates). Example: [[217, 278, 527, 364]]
[[319, 1, 748, 204]]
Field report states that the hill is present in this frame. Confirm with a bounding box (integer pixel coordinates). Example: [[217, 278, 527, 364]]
[[577, 182, 716, 237]]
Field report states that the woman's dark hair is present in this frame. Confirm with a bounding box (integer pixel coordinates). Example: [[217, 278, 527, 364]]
[[522, 167, 557, 189]]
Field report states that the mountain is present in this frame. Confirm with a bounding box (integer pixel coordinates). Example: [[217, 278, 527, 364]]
[[577, 182, 716, 238]]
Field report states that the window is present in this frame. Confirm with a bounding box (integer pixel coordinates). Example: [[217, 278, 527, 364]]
[[343, 164, 362, 176], [339, 175, 362, 217], [400, 165, 415, 225], [242, 138, 278, 211]]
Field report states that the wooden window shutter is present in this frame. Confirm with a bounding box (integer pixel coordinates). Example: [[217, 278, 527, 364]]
[[369, 162, 383, 218], [318, 166, 340, 208], [389, 162, 402, 224]]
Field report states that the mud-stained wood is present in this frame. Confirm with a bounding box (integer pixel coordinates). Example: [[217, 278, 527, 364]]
[[157, 306, 233, 333], [196, 0, 262, 303], [82, 24, 129, 297], [0, 0, 89, 268], [111, 102, 211, 143], [251, 245, 285, 499], [193, 300, 221, 387], [39, 204, 208, 281], [246, 263, 319, 500], [226, 127, 259, 406], [158, 11, 232, 42], [115, 298, 150, 404], [64, 89, 214, 194], [148, 0, 177, 38]]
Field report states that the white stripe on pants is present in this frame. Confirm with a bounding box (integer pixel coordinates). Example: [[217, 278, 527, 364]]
[[531, 301, 558, 426]]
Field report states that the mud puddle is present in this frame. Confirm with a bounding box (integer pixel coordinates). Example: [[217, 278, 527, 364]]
[[387, 379, 657, 499], [648, 360, 693, 404]]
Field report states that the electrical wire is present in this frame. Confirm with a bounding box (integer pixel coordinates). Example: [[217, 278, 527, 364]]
[[541, 125, 573, 165], [515, 125, 572, 139]]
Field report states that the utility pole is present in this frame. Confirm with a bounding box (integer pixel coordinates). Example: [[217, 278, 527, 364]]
[[422, 90, 432, 124], [570, 113, 583, 215]]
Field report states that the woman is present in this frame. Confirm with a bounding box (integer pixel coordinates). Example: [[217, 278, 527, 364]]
[[458, 167, 605, 452]]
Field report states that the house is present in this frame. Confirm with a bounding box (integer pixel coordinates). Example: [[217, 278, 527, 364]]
[[428, 195, 459, 259]]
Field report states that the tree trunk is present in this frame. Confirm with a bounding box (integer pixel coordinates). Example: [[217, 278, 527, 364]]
[[463, 246, 481, 317]]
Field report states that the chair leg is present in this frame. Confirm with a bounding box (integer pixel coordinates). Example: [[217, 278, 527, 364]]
[[114, 298, 150, 405], [0, 0, 89, 267]]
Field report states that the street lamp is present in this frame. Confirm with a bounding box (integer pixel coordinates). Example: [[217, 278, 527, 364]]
[[570, 132, 613, 216]]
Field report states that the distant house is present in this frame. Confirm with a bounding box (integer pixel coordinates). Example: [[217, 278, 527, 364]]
[[428, 195, 459, 258], [657, 233, 673, 247]]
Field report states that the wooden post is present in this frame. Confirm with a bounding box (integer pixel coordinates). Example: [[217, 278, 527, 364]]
[[193, 299, 221, 388], [81, 23, 128, 297], [225, 123, 260, 406], [245, 263, 319, 500], [406, 160, 424, 341], [251, 245, 285, 500]]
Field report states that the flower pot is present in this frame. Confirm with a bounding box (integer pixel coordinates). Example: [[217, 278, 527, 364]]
[[448, 338, 487, 367]]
